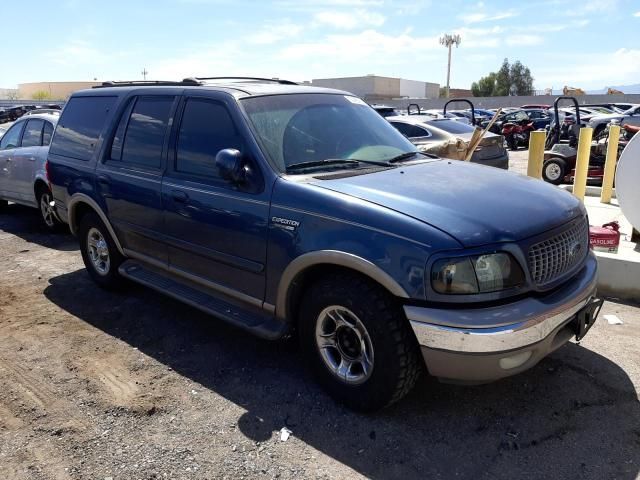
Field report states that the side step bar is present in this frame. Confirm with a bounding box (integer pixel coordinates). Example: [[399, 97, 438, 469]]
[[118, 260, 288, 340]]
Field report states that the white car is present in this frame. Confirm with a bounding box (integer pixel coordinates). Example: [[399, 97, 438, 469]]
[[587, 105, 640, 136], [0, 113, 64, 230]]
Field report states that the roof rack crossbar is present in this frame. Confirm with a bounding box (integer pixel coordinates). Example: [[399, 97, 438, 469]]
[[93, 79, 201, 88], [185, 76, 298, 86]]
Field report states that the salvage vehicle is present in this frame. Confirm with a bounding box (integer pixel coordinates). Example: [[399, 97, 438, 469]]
[[501, 117, 534, 150], [388, 115, 509, 169], [543, 97, 612, 185], [482, 109, 547, 135], [0, 113, 63, 230], [587, 104, 640, 138], [48, 78, 601, 411]]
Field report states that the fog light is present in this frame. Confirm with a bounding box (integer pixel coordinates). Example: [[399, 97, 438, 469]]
[[499, 350, 532, 370]]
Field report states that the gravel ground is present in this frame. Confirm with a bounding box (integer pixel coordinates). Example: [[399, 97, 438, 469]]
[[1, 160, 639, 479]]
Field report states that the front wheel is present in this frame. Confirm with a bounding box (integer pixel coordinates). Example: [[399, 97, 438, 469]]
[[543, 157, 567, 185], [298, 273, 422, 412]]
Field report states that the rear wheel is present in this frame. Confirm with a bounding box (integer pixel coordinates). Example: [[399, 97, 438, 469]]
[[543, 157, 567, 185], [298, 273, 422, 412], [78, 212, 125, 289]]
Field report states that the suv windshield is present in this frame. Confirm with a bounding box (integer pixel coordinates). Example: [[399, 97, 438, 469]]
[[241, 94, 418, 173]]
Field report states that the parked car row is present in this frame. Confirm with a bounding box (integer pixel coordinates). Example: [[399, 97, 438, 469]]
[[0, 104, 61, 123], [0, 79, 603, 412]]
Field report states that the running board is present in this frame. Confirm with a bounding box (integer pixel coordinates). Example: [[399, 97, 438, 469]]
[[118, 260, 287, 340]]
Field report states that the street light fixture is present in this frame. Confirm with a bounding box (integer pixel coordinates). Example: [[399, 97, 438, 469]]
[[439, 34, 461, 99]]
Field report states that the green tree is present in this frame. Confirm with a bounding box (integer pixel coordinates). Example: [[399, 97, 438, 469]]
[[509, 60, 535, 96], [471, 58, 535, 97], [31, 90, 52, 100], [471, 72, 497, 97], [494, 58, 512, 96]]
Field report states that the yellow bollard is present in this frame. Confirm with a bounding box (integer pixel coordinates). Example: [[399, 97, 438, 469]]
[[527, 130, 546, 179], [600, 125, 620, 203], [573, 127, 593, 201]]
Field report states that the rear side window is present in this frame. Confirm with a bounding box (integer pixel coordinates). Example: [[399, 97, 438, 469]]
[[392, 122, 430, 139], [42, 122, 54, 145], [109, 96, 174, 169], [50, 96, 116, 161], [176, 99, 244, 178], [21, 119, 44, 147]]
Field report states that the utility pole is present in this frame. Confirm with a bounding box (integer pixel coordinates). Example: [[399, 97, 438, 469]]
[[439, 34, 461, 99], [141, 68, 148, 80]]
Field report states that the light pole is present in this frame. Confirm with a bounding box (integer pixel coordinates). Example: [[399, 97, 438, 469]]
[[439, 34, 461, 99], [141, 68, 148, 80]]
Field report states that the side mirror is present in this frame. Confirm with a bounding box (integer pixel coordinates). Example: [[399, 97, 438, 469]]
[[215, 148, 246, 184]]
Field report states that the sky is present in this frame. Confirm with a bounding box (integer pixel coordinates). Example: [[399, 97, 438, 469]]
[[2, 0, 639, 91]]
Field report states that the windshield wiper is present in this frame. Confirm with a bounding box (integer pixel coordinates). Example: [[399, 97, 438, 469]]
[[286, 158, 389, 173], [286, 159, 361, 172], [387, 151, 437, 163]]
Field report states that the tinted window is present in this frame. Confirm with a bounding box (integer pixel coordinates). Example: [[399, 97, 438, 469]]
[[0, 122, 24, 150], [21, 119, 44, 147], [116, 96, 173, 169], [392, 122, 430, 138], [42, 122, 54, 145], [176, 99, 244, 178], [50, 96, 116, 161]]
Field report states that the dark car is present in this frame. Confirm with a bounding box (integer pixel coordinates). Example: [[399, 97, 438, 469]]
[[47, 78, 600, 411], [370, 104, 398, 118], [6, 106, 26, 121], [482, 109, 549, 134], [0, 108, 10, 123]]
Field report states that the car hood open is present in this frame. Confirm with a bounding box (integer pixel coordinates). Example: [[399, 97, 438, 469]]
[[309, 160, 584, 247]]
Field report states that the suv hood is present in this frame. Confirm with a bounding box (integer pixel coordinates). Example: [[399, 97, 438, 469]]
[[309, 160, 584, 247]]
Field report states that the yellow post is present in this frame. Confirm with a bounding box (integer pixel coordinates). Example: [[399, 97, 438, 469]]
[[527, 130, 546, 179], [600, 124, 620, 203], [573, 127, 593, 201]]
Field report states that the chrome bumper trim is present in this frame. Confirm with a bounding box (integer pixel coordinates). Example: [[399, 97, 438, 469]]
[[405, 253, 598, 353]]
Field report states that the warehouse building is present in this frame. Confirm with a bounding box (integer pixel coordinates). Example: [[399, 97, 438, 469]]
[[311, 75, 440, 102], [17, 81, 100, 100]]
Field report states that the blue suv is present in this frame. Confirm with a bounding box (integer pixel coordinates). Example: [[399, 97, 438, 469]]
[[48, 78, 601, 411]]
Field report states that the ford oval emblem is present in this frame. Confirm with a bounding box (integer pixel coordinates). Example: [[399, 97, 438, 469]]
[[569, 241, 582, 258]]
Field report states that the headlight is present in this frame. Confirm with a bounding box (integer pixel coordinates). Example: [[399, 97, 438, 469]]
[[431, 253, 524, 295]]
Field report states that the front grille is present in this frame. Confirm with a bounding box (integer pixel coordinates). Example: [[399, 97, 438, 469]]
[[528, 218, 589, 286]]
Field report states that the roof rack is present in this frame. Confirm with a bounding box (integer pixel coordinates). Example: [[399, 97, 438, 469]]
[[184, 76, 298, 86], [93, 79, 200, 88]]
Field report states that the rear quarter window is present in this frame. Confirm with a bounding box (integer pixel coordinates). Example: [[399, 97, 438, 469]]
[[50, 96, 116, 161]]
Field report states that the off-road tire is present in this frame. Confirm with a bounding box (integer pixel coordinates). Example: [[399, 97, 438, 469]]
[[543, 157, 567, 185], [299, 273, 422, 412], [78, 212, 125, 290]]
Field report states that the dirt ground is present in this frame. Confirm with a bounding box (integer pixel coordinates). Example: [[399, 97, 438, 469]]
[[1, 203, 639, 480]]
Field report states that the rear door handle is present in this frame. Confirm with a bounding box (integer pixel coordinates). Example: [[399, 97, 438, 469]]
[[28, 157, 36, 162], [171, 190, 189, 203]]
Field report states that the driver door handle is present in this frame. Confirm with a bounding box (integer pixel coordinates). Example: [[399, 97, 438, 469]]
[[171, 190, 189, 203]]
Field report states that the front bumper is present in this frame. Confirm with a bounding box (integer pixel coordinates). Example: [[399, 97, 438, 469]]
[[405, 253, 598, 383]]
